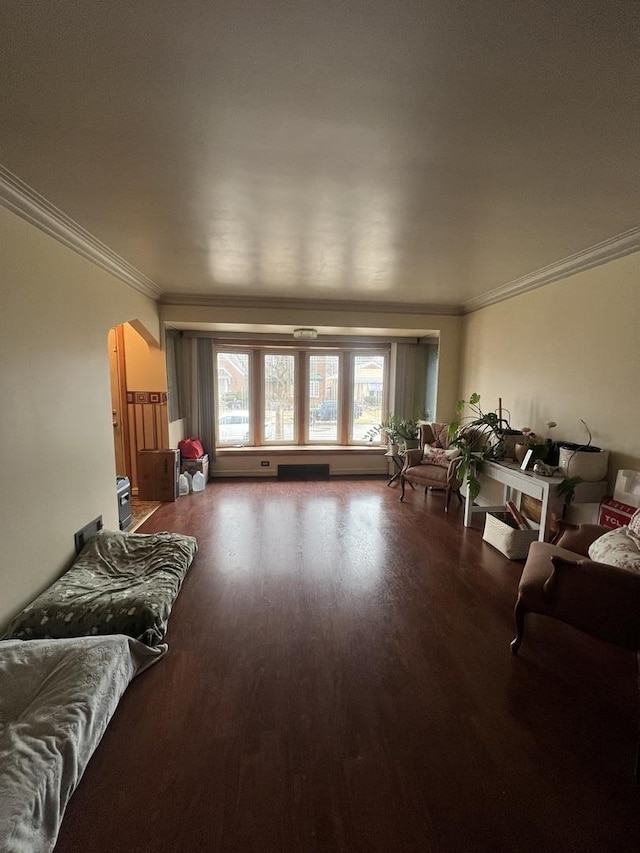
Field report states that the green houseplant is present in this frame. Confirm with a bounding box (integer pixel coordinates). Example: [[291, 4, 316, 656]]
[[447, 393, 517, 502], [364, 414, 401, 445], [512, 420, 561, 465], [365, 414, 422, 450], [556, 475, 583, 518], [395, 416, 421, 449]]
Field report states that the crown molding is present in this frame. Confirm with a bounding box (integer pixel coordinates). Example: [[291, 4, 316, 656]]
[[159, 292, 463, 316], [5, 161, 635, 316], [462, 227, 640, 314], [0, 165, 163, 300]]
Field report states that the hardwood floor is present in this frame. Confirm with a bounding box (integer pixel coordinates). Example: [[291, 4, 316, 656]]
[[54, 479, 640, 853]]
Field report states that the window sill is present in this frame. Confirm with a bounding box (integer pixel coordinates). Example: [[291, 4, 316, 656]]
[[216, 445, 385, 455]]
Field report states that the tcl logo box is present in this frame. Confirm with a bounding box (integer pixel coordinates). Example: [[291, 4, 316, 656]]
[[598, 498, 637, 529]]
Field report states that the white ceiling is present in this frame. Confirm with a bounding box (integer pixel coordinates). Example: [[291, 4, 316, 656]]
[[1, 1, 639, 312]]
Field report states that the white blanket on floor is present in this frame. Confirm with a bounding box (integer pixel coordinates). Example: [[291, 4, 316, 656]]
[[0, 635, 165, 853]]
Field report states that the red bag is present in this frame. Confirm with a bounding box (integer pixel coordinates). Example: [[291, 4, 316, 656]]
[[179, 438, 205, 459]]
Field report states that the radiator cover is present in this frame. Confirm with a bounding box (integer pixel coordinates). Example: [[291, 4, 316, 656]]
[[277, 464, 330, 481]]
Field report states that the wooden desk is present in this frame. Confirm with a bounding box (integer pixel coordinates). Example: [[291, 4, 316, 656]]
[[463, 459, 564, 542]]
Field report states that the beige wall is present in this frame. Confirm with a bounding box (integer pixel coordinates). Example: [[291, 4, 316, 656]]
[[0, 208, 160, 629], [459, 253, 640, 489], [123, 322, 167, 391], [168, 418, 187, 449]]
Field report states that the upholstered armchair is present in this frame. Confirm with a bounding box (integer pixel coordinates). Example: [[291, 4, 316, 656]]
[[399, 422, 463, 509], [511, 519, 640, 656], [511, 517, 640, 777]]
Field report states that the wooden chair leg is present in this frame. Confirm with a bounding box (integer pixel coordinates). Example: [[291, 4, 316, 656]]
[[510, 598, 526, 655], [456, 489, 463, 504], [445, 486, 452, 512], [400, 475, 406, 502]]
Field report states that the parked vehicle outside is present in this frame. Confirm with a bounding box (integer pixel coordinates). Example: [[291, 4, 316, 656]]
[[218, 410, 273, 443], [314, 400, 363, 421]]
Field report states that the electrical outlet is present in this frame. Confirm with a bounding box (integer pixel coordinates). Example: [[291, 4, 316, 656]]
[[261, 460, 270, 467]]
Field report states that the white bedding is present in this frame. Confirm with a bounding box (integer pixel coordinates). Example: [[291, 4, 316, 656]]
[[0, 635, 165, 853]]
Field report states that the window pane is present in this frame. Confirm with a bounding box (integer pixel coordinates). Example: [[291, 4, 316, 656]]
[[308, 354, 340, 442], [352, 355, 385, 441], [217, 352, 251, 445], [264, 353, 296, 442]]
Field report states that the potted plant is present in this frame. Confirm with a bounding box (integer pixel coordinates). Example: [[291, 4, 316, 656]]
[[557, 420, 609, 482], [365, 414, 421, 452], [395, 417, 421, 450], [365, 414, 401, 449], [447, 393, 516, 502], [514, 428, 548, 465]]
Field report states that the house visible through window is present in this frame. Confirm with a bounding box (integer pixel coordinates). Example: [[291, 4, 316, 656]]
[[216, 353, 251, 442]]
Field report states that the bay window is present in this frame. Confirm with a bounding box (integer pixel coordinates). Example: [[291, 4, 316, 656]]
[[215, 344, 388, 448]]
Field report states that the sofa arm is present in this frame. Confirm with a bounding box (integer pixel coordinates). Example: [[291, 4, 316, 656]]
[[552, 521, 610, 556], [542, 555, 640, 650]]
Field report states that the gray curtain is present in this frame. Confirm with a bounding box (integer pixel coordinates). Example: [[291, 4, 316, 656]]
[[165, 331, 182, 422], [393, 342, 428, 419], [176, 335, 217, 461]]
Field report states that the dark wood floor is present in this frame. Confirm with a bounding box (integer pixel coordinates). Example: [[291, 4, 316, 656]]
[[55, 479, 640, 853]]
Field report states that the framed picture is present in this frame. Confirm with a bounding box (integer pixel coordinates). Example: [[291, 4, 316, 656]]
[[520, 448, 534, 471]]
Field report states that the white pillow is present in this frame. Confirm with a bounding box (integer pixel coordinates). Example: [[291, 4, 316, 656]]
[[423, 443, 461, 461], [588, 526, 640, 571]]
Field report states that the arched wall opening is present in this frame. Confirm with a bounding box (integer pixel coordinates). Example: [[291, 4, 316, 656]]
[[107, 321, 169, 494]]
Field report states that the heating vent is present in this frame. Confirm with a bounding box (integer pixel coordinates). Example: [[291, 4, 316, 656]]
[[74, 515, 103, 555], [277, 464, 330, 481]]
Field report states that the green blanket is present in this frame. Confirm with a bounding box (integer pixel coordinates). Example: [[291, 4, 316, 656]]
[[3, 530, 197, 647]]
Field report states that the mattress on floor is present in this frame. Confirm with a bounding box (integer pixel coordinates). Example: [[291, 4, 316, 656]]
[[3, 530, 197, 647]]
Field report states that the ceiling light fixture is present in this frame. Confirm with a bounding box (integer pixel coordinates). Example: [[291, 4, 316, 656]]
[[293, 328, 318, 340]]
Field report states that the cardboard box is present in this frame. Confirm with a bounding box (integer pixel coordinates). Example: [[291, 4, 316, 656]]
[[137, 449, 179, 501], [598, 498, 637, 530], [572, 480, 609, 503], [181, 454, 209, 481], [565, 502, 601, 525], [613, 470, 640, 509]]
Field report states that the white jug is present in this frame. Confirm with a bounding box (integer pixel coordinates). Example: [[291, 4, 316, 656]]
[[192, 471, 206, 492], [178, 473, 190, 496]]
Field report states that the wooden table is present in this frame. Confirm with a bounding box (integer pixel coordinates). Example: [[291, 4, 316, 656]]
[[385, 450, 414, 489], [463, 459, 564, 541]]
